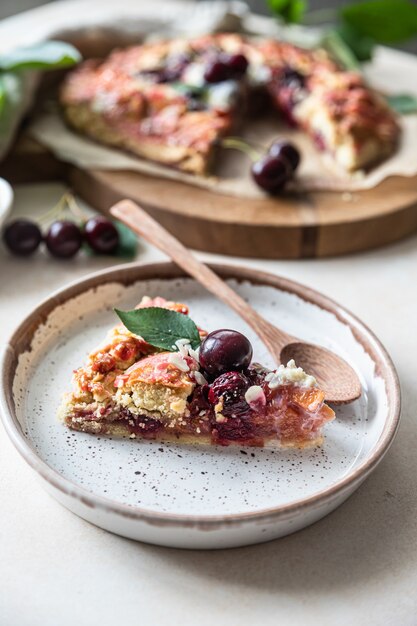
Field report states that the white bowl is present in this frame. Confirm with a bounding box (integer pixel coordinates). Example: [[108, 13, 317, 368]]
[[0, 262, 401, 549], [0, 177, 14, 228]]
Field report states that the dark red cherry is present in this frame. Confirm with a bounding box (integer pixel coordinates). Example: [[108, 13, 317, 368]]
[[268, 141, 301, 172], [2, 219, 42, 256], [45, 220, 83, 258], [226, 53, 249, 77], [251, 155, 292, 193], [208, 371, 249, 407], [199, 329, 253, 377], [204, 52, 249, 83], [204, 59, 230, 83], [84, 216, 119, 254]]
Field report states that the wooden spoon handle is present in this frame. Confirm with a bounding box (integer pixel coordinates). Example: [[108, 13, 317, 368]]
[[110, 200, 291, 361]]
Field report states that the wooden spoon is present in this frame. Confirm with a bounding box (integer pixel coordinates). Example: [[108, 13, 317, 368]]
[[110, 200, 362, 404]]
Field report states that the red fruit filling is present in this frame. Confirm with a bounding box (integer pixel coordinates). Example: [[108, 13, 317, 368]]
[[208, 371, 251, 418], [70, 366, 330, 447], [212, 417, 263, 447], [119, 412, 164, 438]]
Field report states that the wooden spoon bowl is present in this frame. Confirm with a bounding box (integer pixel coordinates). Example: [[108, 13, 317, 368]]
[[281, 342, 361, 404]]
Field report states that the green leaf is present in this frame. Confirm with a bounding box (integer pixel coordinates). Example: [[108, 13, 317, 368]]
[[114, 307, 201, 351], [112, 221, 138, 259], [321, 29, 362, 71], [341, 0, 417, 44], [336, 23, 375, 63], [386, 93, 417, 115], [267, 0, 307, 24], [0, 71, 30, 147], [0, 76, 6, 117], [0, 40, 81, 72], [0, 41, 81, 161]]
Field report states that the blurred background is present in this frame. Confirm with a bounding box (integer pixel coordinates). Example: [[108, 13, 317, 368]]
[[0, 0, 351, 20], [2, 0, 417, 53], [0, 0, 347, 18]]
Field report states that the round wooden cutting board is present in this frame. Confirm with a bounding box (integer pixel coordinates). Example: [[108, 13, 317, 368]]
[[68, 166, 417, 259]]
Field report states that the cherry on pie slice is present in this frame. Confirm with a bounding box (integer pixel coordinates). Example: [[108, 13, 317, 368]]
[[59, 296, 335, 448]]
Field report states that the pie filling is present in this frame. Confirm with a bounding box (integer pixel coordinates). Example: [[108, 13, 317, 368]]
[[59, 296, 335, 449]]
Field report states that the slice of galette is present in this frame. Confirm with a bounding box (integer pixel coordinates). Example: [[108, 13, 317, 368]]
[[59, 296, 335, 448]]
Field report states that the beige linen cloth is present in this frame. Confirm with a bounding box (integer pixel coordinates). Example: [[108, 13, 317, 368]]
[[8, 0, 417, 196]]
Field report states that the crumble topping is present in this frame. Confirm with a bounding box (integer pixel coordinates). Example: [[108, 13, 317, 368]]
[[115, 382, 191, 419], [173, 338, 200, 362], [188, 346, 200, 362], [174, 338, 191, 354], [182, 62, 205, 87], [244, 385, 266, 407], [207, 80, 240, 111], [167, 352, 190, 372], [266, 359, 317, 389], [193, 371, 208, 386]]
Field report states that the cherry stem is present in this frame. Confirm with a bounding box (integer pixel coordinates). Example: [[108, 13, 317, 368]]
[[221, 137, 262, 162], [65, 191, 88, 223], [37, 191, 87, 225], [37, 194, 65, 223]]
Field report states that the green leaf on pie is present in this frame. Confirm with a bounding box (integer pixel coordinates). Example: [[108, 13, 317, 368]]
[[0, 40, 81, 72], [341, 0, 417, 45], [114, 307, 202, 351], [386, 93, 417, 115], [267, 0, 308, 24]]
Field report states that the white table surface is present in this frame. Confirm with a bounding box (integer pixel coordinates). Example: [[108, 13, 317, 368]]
[[1, 182, 416, 626]]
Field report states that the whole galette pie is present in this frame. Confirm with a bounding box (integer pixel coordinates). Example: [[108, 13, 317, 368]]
[[60, 33, 400, 175]]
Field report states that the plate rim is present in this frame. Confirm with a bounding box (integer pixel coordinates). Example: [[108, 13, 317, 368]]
[[0, 261, 401, 529]]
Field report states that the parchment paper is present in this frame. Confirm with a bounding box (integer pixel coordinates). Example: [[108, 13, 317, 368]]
[[28, 1, 417, 197]]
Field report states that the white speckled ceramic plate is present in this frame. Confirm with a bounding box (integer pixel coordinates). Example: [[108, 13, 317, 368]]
[[1, 263, 400, 549]]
